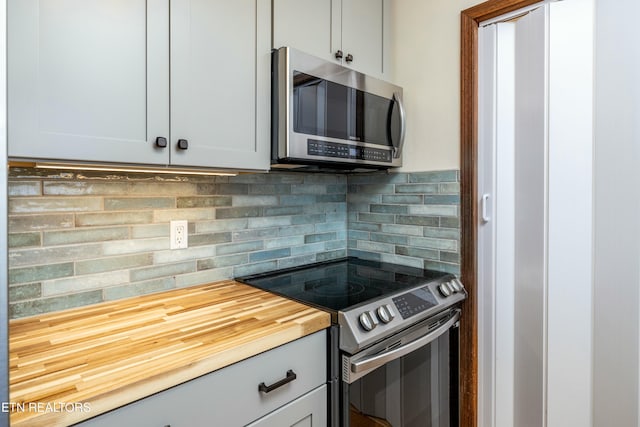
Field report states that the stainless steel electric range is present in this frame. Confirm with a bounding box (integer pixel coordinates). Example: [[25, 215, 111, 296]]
[[238, 257, 466, 427]]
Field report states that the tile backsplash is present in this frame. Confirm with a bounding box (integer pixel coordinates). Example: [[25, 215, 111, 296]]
[[7, 168, 459, 318]]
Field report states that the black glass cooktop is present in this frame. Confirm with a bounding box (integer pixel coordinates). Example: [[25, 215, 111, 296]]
[[237, 257, 449, 314]]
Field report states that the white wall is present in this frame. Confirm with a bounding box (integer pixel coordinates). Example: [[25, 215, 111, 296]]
[[593, 0, 640, 424], [390, 0, 481, 172]]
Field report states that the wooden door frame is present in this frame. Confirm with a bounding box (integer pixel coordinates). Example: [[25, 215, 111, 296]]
[[459, 1, 540, 425]]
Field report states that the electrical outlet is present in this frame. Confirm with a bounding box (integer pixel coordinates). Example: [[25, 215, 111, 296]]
[[170, 220, 188, 249]]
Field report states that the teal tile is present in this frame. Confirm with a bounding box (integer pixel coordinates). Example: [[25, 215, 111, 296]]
[[407, 236, 458, 251], [303, 174, 340, 185], [292, 214, 326, 225], [278, 224, 315, 237], [250, 248, 291, 262], [9, 283, 42, 301], [379, 253, 424, 269], [175, 268, 234, 288], [292, 184, 327, 195], [316, 249, 347, 261], [292, 242, 325, 255], [325, 239, 347, 250], [347, 193, 382, 204], [395, 184, 439, 194], [212, 183, 249, 195], [10, 197, 102, 213], [76, 211, 154, 227], [232, 195, 279, 207], [315, 222, 345, 233], [304, 232, 336, 244], [423, 227, 460, 239], [9, 214, 74, 232], [9, 291, 103, 319], [408, 170, 458, 183], [105, 197, 175, 210], [358, 212, 395, 224], [197, 218, 248, 233], [9, 262, 74, 285], [8, 181, 41, 196], [43, 181, 129, 196], [131, 224, 170, 239], [381, 194, 424, 204], [370, 204, 408, 214], [265, 236, 305, 249], [9, 244, 104, 268], [233, 228, 278, 241], [249, 184, 292, 195], [440, 217, 460, 228], [407, 205, 458, 217], [317, 194, 346, 203], [370, 233, 408, 245], [8, 232, 41, 248], [347, 173, 407, 184], [395, 246, 439, 260], [350, 184, 395, 194], [439, 182, 460, 193], [348, 250, 381, 261], [440, 251, 460, 263], [263, 206, 304, 217], [128, 182, 198, 196], [280, 195, 316, 206], [396, 215, 439, 227], [43, 270, 129, 296], [216, 206, 262, 219], [424, 261, 460, 275], [198, 254, 248, 270], [380, 224, 424, 236], [130, 261, 196, 282], [233, 261, 278, 277], [277, 255, 317, 269], [189, 232, 232, 246], [217, 240, 263, 255], [248, 217, 292, 228], [348, 222, 381, 232], [103, 277, 175, 301], [357, 240, 394, 254], [76, 253, 153, 275], [327, 184, 348, 194], [176, 196, 232, 208], [348, 230, 370, 240], [424, 195, 460, 205], [43, 227, 130, 246]]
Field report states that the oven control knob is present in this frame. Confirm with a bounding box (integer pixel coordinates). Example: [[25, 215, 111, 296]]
[[359, 311, 377, 331], [451, 279, 463, 293], [438, 283, 452, 297], [376, 304, 395, 324]]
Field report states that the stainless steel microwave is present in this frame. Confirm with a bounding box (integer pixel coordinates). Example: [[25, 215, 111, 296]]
[[271, 47, 405, 171]]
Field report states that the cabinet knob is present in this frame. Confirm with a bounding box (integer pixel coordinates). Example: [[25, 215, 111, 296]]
[[345, 53, 354, 63], [177, 139, 189, 150], [335, 50, 343, 60], [155, 137, 167, 148]]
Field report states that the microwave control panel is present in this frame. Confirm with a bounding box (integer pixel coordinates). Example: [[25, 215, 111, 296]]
[[307, 139, 392, 163]]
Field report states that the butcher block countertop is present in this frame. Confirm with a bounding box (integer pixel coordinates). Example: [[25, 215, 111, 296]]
[[9, 280, 331, 427]]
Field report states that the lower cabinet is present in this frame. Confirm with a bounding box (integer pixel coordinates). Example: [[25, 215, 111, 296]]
[[76, 331, 327, 427], [246, 385, 326, 427]]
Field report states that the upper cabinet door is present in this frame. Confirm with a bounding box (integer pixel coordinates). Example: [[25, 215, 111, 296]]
[[272, 0, 390, 79], [341, 0, 386, 78], [170, 0, 271, 170], [272, 0, 340, 63], [8, 0, 170, 165]]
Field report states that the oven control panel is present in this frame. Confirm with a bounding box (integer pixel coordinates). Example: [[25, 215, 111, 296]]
[[339, 277, 466, 354], [392, 287, 438, 319]]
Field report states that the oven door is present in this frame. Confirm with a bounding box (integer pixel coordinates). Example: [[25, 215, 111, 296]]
[[340, 309, 460, 427]]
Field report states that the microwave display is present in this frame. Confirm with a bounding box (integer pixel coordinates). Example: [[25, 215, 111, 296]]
[[293, 72, 399, 147]]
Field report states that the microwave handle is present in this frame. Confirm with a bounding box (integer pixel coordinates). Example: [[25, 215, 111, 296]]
[[392, 92, 406, 159], [351, 310, 460, 375]]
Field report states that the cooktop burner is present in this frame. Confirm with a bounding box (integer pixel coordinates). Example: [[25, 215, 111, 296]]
[[237, 257, 449, 313]]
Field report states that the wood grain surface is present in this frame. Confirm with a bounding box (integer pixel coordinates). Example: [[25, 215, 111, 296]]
[[9, 280, 331, 426]]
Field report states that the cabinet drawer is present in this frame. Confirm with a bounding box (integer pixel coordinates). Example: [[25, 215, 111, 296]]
[[77, 331, 326, 427], [246, 385, 327, 427]]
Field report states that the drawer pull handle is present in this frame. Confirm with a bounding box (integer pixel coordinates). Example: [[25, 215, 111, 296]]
[[258, 370, 297, 394]]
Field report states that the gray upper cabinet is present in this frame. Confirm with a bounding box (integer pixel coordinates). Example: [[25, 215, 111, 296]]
[[8, 0, 270, 171], [170, 0, 271, 170], [273, 0, 391, 79]]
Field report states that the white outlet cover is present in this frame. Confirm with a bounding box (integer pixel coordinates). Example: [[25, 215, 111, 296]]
[[170, 220, 188, 249]]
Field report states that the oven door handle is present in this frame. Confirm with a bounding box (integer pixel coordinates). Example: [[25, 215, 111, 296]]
[[351, 310, 460, 375]]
